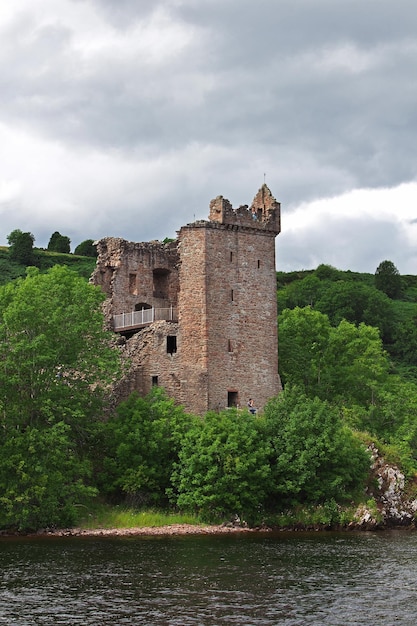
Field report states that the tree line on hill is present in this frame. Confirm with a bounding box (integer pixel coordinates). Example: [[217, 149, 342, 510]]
[[277, 260, 417, 380], [0, 255, 416, 531], [6, 229, 97, 265]]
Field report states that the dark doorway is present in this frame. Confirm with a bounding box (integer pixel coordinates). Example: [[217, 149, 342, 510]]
[[167, 336, 177, 354], [227, 391, 238, 408]]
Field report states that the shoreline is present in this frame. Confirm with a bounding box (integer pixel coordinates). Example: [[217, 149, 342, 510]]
[[2, 521, 416, 539], [27, 523, 259, 538]]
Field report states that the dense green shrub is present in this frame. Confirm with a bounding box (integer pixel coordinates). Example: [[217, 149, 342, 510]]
[[0, 423, 96, 531], [264, 387, 370, 506], [101, 388, 194, 506], [171, 409, 271, 523]]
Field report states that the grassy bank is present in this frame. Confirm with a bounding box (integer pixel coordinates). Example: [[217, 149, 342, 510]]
[[74, 500, 380, 533], [76, 503, 203, 531]]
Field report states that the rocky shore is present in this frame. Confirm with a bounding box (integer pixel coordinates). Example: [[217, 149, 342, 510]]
[[28, 523, 258, 538]]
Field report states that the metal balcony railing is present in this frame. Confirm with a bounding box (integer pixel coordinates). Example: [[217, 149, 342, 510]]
[[113, 307, 178, 331]]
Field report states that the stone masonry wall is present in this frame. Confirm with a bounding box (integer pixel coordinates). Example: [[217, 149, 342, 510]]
[[91, 237, 179, 324], [176, 226, 210, 415], [177, 220, 280, 413], [112, 321, 182, 403], [92, 185, 281, 416]]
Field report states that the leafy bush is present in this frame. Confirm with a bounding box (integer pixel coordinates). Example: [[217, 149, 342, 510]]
[[102, 388, 194, 506], [0, 423, 96, 530], [171, 408, 271, 523], [264, 386, 370, 506]]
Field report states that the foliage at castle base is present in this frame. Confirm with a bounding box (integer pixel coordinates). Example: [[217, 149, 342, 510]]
[[99, 387, 369, 525], [99, 389, 194, 507], [171, 408, 272, 524], [2, 259, 417, 530], [0, 266, 121, 530]]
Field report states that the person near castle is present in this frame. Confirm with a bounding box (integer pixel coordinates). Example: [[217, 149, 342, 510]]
[[247, 398, 256, 414]]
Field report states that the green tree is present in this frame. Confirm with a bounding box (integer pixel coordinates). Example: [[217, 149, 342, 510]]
[[277, 275, 322, 312], [278, 307, 390, 407], [102, 388, 194, 506], [375, 260, 402, 299], [315, 263, 342, 281], [264, 387, 370, 505], [74, 239, 98, 257], [0, 423, 96, 530], [0, 265, 121, 529], [325, 320, 390, 407], [47, 231, 71, 253], [391, 317, 417, 367], [172, 409, 271, 523], [316, 281, 395, 343], [7, 229, 35, 265], [278, 306, 331, 393]]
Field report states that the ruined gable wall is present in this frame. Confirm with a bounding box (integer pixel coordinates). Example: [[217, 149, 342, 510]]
[[91, 237, 179, 325], [111, 321, 182, 405], [209, 183, 281, 234]]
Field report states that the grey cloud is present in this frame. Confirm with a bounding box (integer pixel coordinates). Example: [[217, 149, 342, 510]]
[[1, 0, 417, 272], [277, 213, 409, 274]]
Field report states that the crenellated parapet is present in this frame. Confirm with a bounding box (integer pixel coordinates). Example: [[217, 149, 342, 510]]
[[209, 184, 281, 234]]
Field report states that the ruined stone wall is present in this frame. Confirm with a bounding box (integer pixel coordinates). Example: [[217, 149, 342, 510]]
[[92, 185, 281, 416], [91, 237, 179, 324], [176, 225, 210, 414], [113, 321, 182, 403], [205, 225, 280, 411]]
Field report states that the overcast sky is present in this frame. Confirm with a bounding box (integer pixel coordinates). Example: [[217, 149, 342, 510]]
[[1, 0, 417, 273]]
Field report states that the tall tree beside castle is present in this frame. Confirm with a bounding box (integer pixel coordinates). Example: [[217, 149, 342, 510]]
[[0, 265, 121, 529]]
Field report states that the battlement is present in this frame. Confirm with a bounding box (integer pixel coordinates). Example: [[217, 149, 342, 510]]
[[209, 184, 281, 234]]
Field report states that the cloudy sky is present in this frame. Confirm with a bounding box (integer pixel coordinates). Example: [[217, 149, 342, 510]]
[[1, 0, 417, 274]]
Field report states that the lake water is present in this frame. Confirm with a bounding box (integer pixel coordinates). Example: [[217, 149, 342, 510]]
[[1, 530, 416, 625]]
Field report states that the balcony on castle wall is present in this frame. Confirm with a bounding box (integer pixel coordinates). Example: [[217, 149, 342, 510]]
[[113, 306, 178, 332]]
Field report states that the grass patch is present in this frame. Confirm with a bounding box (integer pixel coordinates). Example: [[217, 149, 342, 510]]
[[263, 501, 360, 529], [76, 503, 203, 530]]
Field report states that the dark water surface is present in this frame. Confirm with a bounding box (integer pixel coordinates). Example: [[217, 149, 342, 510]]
[[1, 530, 416, 625]]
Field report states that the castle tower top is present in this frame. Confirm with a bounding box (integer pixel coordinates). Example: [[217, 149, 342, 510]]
[[208, 184, 281, 235]]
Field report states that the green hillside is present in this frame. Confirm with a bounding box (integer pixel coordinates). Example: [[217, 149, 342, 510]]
[[277, 263, 417, 382], [0, 246, 97, 284]]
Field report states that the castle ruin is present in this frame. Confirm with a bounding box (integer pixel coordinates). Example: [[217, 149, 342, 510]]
[[91, 184, 281, 415]]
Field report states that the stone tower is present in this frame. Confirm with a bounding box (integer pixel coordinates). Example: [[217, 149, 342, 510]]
[[176, 184, 281, 414], [92, 184, 281, 415]]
